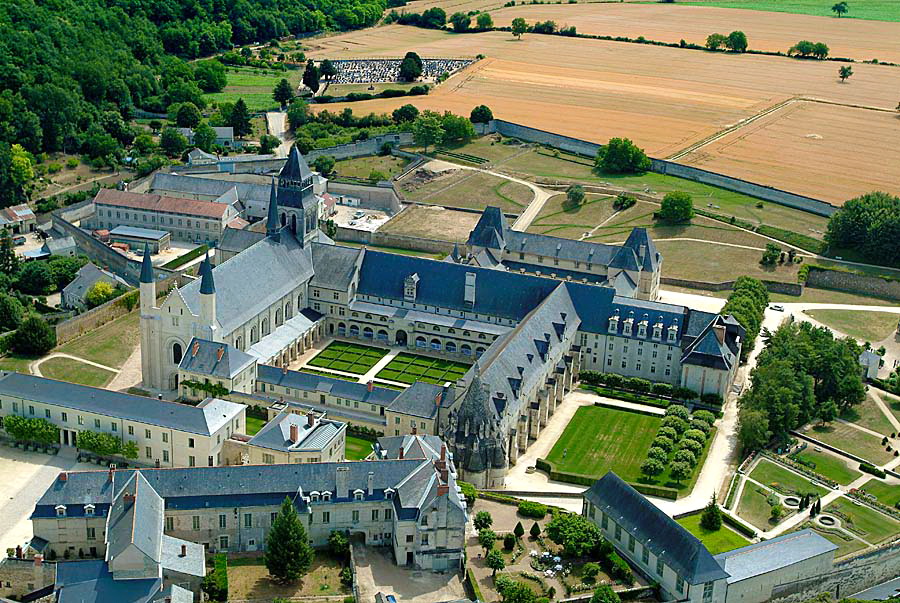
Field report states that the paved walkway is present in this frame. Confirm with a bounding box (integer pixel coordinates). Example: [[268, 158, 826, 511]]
[[265, 111, 292, 158], [30, 353, 119, 378]]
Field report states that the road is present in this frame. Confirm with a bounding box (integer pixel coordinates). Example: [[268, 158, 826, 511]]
[[265, 111, 292, 157]]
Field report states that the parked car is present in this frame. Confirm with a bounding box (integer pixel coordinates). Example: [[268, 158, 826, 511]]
[[12, 235, 26, 246], [771, 304, 785, 311]]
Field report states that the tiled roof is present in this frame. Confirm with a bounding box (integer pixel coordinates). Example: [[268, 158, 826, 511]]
[[584, 472, 729, 585], [714, 530, 836, 584], [94, 188, 229, 219], [310, 243, 362, 290], [107, 472, 163, 566], [62, 263, 128, 303], [179, 337, 256, 379], [0, 372, 244, 436]]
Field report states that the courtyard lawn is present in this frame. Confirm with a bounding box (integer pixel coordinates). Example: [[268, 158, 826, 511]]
[[860, 478, 900, 508], [226, 554, 350, 600], [345, 435, 373, 460], [56, 310, 140, 369], [803, 309, 900, 343], [306, 341, 389, 375], [805, 422, 894, 466], [841, 394, 896, 438], [825, 498, 900, 545], [675, 514, 751, 554], [790, 449, 862, 485], [546, 406, 660, 481], [375, 353, 471, 386], [802, 525, 869, 558], [333, 155, 409, 181], [736, 484, 778, 530], [748, 459, 828, 497], [246, 416, 266, 436], [40, 357, 116, 388]]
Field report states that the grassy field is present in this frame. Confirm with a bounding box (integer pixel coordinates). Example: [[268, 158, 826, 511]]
[[860, 478, 900, 508], [334, 240, 445, 260], [790, 449, 862, 485], [682, 0, 900, 22], [227, 555, 350, 599], [40, 357, 116, 388], [379, 205, 482, 243], [655, 240, 800, 284], [205, 66, 301, 112], [0, 355, 35, 373], [400, 170, 532, 214], [736, 484, 778, 530], [429, 135, 531, 165], [825, 498, 900, 544], [246, 416, 266, 436], [327, 81, 420, 95], [546, 406, 661, 481], [841, 394, 895, 437], [333, 155, 409, 180], [803, 309, 899, 342], [881, 390, 900, 425], [675, 514, 752, 554], [806, 423, 894, 465], [306, 341, 388, 375], [56, 310, 140, 369], [749, 459, 828, 497], [345, 435, 373, 460], [376, 353, 470, 385]]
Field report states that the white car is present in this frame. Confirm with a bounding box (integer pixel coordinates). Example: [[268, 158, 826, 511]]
[[771, 304, 785, 312]]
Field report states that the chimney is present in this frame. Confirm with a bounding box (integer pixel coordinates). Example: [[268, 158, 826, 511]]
[[180, 544, 186, 557], [192, 341, 200, 356], [434, 391, 442, 406], [367, 471, 374, 496], [398, 447, 404, 459], [411, 425, 417, 435], [33, 554, 43, 567], [108, 467, 114, 481], [282, 365, 288, 375], [437, 484, 449, 497], [58, 472, 68, 482], [307, 413, 315, 428], [123, 493, 135, 506], [440, 468, 449, 484], [440, 444, 446, 462], [713, 324, 726, 344], [290, 423, 299, 444], [464, 272, 476, 308], [367, 380, 374, 392], [335, 466, 350, 497], [216, 347, 224, 362]]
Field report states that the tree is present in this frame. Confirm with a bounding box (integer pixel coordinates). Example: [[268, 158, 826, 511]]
[[85, 281, 118, 308], [545, 512, 603, 557], [328, 530, 350, 558], [319, 59, 338, 83], [228, 98, 253, 138], [16, 262, 54, 295], [265, 497, 314, 582], [825, 192, 900, 267], [302, 60, 320, 93], [529, 522, 541, 539], [287, 101, 311, 130], [122, 440, 139, 459], [478, 528, 497, 552], [477, 13, 494, 30], [760, 243, 782, 266], [194, 60, 227, 93], [450, 12, 471, 32], [670, 461, 691, 484], [832, 1, 849, 17], [659, 191, 693, 223], [511, 17, 528, 39], [470, 104, 494, 123], [595, 137, 651, 174], [839, 65, 853, 82], [412, 112, 444, 152], [441, 112, 475, 144], [393, 104, 420, 123], [12, 315, 56, 355], [700, 494, 723, 531], [583, 562, 600, 581], [500, 581, 537, 603], [812, 42, 830, 59], [706, 33, 728, 50], [0, 293, 24, 330], [474, 510, 493, 531], [818, 399, 838, 424], [789, 40, 816, 57], [273, 78, 294, 106], [514, 521, 525, 539], [726, 30, 748, 52], [399, 52, 423, 81], [486, 549, 506, 576], [312, 155, 335, 176], [159, 128, 187, 157], [0, 228, 19, 276], [770, 503, 785, 521], [421, 7, 447, 28], [10, 144, 35, 198], [591, 584, 621, 603], [565, 184, 585, 209], [641, 457, 665, 478], [175, 103, 201, 128], [191, 123, 216, 153], [259, 134, 282, 154]]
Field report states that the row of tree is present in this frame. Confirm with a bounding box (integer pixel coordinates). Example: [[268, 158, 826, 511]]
[[720, 276, 769, 361], [640, 405, 715, 483], [705, 31, 748, 52], [824, 192, 900, 267]]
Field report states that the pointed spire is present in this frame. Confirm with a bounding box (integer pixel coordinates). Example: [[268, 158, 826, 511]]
[[280, 145, 312, 181], [140, 243, 154, 284], [199, 252, 215, 295], [451, 242, 460, 262], [266, 176, 280, 240]]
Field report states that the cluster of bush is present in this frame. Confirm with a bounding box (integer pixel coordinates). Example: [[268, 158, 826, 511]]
[[77, 430, 138, 459], [705, 31, 748, 52], [641, 405, 715, 483], [518, 500, 548, 519], [2, 416, 59, 445], [720, 276, 768, 361], [579, 371, 703, 402], [545, 512, 634, 585], [788, 40, 830, 59], [346, 424, 383, 441], [313, 85, 430, 104], [612, 193, 636, 211]]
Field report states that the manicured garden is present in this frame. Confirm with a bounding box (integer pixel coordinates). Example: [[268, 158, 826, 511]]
[[375, 353, 470, 385], [675, 514, 751, 554], [748, 459, 828, 497], [736, 484, 780, 530], [824, 498, 900, 545], [789, 448, 862, 485], [40, 357, 116, 388], [246, 416, 266, 436], [345, 435, 373, 460], [804, 422, 895, 465], [860, 478, 900, 508], [305, 341, 388, 375]]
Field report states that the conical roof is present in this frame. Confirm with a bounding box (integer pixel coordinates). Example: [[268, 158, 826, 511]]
[[280, 145, 312, 181], [199, 253, 215, 295], [140, 243, 154, 284], [266, 176, 280, 239]]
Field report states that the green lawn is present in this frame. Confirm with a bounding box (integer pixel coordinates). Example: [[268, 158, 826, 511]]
[[736, 484, 779, 530], [681, 0, 900, 22], [749, 459, 828, 497], [0, 355, 35, 373], [334, 240, 445, 260], [375, 353, 471, 385], [675, 514, 752, 554], [860, 478, 900, 508], [56, 310, 140, 369], [800, 525, 869, 558], [306, 341, 389, 375], [345, 435, 373, 460], [825, 498, 900, 544], [805, 423, 894, 465], [40, 357, 116, 388], [790, 449, 862, 485], [840, 394, 895, 437], [401, 170, 532, 214], [803, 309, 900, 343], [546, 406, 661, 481], [205, 66, 301, 112], [246, 416, 266, 436], [333, 155, 409, 181]]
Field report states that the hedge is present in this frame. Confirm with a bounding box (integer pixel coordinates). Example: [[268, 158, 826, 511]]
[[518, 501, 548, 519], [2, 415, 60, 444], [458, 481, 477, 505], [466, 568, 484, 603], [161, 244, 209, 270], [606, 552, 634, 585], [860, 463, 886, 478], [536, 456, 679, 499], [721, 513, 757, 538], [202, 553, 228, 602]]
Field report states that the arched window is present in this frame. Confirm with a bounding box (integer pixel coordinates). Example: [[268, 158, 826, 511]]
[[285, 302, 293, 320], [363, 327, 373, 339], [446, 341, 457, 353], [431, 338, 441, 350], [377, 329, 388, 342], [275, 309, 283, 326], [262, 318, 270, 336], [338, 322, 347, 336], [416, 336, 426, 348], [291, 214, 297, 234], [476, 346, 486, 358], [461, 344, 472, 356], [251, 327, 258, 344], [280, 213, 286, 227], [297, 294, 303, 309], [172, 342, 183, 365], [349, 325, 360, 337], [235, 336, 243, 351]]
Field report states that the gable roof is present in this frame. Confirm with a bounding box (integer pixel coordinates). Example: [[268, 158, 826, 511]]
[[106, 472, 164, 567], [248, 411, 344, 453], [256, 365, 400, 407], [179, 337, 256, 379], [387, 381, 450, 419], [584, 472, 729, 585], [55, 560, 163, 603], [310, 243, 362, 290], [63, 263, 128, 303], [94, 188, 229, 219]]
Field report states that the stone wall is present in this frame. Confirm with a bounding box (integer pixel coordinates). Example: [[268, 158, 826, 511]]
[[328, 181, 403, 213], [805, 268, 900, 302], [334, 227, 455, 255], [660, 277, 804, 296], [769, 542, 900, 603], [306, 132, 414, 162], [0, 557, 55, 599]]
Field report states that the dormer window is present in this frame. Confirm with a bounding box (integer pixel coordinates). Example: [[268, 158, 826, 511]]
[[638, 322, 647, 338], [623, 319, 633, 336], [353, 489, 365, 501], [668, 322, 679, 343], [84, 504, 95, 517], [55, 505, 67, 517], [404, 274, 419, 302], [310, 491, 320, 502], [322, 491, 331, 502], [385, 488, 395, 499], [608, 313, 619, 333], [653, 320, 663, 340]]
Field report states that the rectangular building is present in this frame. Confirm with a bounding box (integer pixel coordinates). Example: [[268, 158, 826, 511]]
[[108, 225, 171, 253]]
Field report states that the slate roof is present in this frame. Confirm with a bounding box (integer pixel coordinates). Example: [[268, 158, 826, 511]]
[[713, 530, 836, 584], [0, 372, 244, 436], [179, 337, 256, 379], [256, 365, 400, 408], [159, 536, 206, 578], [94, 189, 229, 219], [106, 472, 163, 567], [44, 236, 77, 254], [375, 434, 447, 463], [680, 315, 743, 371], [386, 382, 450, 419], [584, 472, 729, 585], [219, 227, 265, 255], [63, 263, 128, 305], [150, 173, 271, 206], [109, 226, 169, 241], [310, 243, 362, 290], [248, 411, 345, 453], [281, 146, 313, 181], [55, 560, 163, 603]]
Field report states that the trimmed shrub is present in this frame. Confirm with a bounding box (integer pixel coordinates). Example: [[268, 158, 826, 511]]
[[701, 392, 724, 406], [680, 438, 703, 456], [651, 382, 673, 396], [652, 436, 674, 452], [647, 446, 669, 462], [673, 448, 697, 466], [693, 410, 716, 426], [661, 415, 689, 434], [672, 387, 698, 401], [691, 419, 711, 434], [860, 463, 886, 478], [665, 404, 690, 420], [503, 532, 516, 550], [518, 501, 548, 519], [657, 426, 678, 441], [606, 552, 634, 585], [683, 429, 707, 444]]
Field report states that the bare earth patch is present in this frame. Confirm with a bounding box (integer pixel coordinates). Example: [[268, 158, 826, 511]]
[[380, 204, 482, 242]]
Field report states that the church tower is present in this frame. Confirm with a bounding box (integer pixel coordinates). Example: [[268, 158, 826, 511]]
[[139, 244, 161, 390], [199, 252, 216, 340], [275, 145, 319, 246]]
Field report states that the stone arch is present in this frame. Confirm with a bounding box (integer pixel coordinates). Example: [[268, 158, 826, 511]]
[[275, 308, 283, 326], [262, 318, 270, 336], [251, 326, 258, 344], [285, 302, 293, 320], [349, 324, 360, 337], [461, 344, 472, 356], [415, 335, 426, 348], [446, 341, 457, 354], [395, 330, 408, 346], [170, 341, 184, 365], [338, 322, 347, 336], [363, 326, 373, 339], [430, 338, 441, 350]]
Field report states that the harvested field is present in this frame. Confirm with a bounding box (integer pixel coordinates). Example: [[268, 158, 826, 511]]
[[677, 101, 900, 203], [379, 205, 482, 242], [681, 0, 900, 22], [653, 240, 801, 283]]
